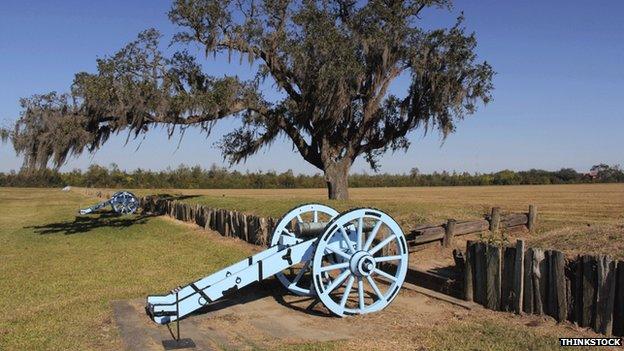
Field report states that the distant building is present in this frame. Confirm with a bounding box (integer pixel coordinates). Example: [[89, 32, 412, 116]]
[[586, 170, 599, 179]]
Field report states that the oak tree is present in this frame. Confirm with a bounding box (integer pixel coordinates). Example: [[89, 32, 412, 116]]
[[6, 0, 493, 199]]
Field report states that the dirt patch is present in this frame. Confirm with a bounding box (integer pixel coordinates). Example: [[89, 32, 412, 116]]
[[112, 279, 454, 350], [112, 278, 611, 351]]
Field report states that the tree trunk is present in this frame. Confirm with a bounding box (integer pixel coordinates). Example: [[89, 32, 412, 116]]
[[324, 160, 350, 200]]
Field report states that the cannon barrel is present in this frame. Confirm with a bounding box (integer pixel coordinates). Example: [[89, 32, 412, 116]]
[[295, 221, 376, 237], [79, 200, 111, 215]]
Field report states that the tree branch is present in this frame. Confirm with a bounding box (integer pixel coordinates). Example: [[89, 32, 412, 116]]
[[275, 114, 322, 169], [216, 39, 301, 102]]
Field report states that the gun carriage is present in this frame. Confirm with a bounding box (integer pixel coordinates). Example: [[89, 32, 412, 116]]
[[146, 204, 409, 324], [79, 191, 139, 215]]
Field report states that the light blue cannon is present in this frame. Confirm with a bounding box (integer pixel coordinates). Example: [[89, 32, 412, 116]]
[[79, 191, 139, 215], [146, 204, 409, 323]]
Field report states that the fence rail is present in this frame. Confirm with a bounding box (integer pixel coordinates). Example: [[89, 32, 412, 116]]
[[408, 205, 537, 250], [464, 240, 624, 337]]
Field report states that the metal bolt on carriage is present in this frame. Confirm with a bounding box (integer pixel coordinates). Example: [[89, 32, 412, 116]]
[[146, 204, 409, 324]]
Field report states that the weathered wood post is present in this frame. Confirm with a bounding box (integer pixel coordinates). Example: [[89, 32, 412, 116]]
[[566, 258, 578, 323], [580, 255, 597, 328], [501, 246, 516, 311], [490, 207, 501, 233], [595, 256, 616, 335], [523, 247, 534, 314], [443, 219, 456, 248], [532, 248, 546, 315], [614, 261, 624, 337], [464, 241, 475, 302], [474, 242, 487, 305], [513, 240, 525, 314], [550, 250, 567, 322], [486, 244, 502, 310], [527, 204, 537, 232]]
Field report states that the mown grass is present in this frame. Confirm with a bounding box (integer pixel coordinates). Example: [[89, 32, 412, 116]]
[[421, 316, 579, 351], [528, 223, 624, 260], [124, 183, 624, 233], [0, 188, 251, 350]]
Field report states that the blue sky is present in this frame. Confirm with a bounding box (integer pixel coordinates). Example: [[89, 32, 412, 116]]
[[1, 1, 622, 174]]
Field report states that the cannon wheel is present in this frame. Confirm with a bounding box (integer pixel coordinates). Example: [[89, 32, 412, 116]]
[[111, 191, 139, 215], [311, 208, 409, 316], [270, 203, 339, 296]]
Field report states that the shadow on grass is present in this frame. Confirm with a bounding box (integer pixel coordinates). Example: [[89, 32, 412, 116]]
[[28, 211, 157, 235]]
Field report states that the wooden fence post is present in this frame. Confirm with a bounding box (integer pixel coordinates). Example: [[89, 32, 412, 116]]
[[486, 244, 502, 310], [527, 205, 537, 232], [474, 242, 487, 305], [513, 240, 525, 314], [490, 207, 501, 233], [464, 241, 475, 302], [572, 256, 583, 324], [595, 256, 616, 335], [443, 219, 456, 248], [614, 261, 624, 337], [532, 248, 546, 315], [523, 247, 534, 314], [566, 257, 579, 324], [501, 246, 515, 311], [580, 255, 597, 328], [549, 250, 567, 322]]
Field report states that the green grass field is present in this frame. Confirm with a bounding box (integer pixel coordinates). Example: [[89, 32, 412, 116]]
[[1, 187, 615, 350], [0, 188, 251, 350]]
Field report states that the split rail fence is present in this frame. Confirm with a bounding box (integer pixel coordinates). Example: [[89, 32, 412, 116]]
[[407, 205, 537, 251]]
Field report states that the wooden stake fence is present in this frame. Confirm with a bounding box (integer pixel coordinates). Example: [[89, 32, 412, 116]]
[[465, 240, 624, 337]]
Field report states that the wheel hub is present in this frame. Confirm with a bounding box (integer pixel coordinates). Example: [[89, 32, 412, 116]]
[[349, 251, 376, 277]]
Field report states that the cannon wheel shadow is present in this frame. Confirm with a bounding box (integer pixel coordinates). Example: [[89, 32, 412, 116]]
[[185, 277, 390, 321]]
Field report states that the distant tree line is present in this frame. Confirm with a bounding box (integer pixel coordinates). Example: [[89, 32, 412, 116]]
[[0, 163, 622, 189]]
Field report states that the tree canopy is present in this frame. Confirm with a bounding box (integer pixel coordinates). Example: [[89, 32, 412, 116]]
[[5, 0, 494, 199]]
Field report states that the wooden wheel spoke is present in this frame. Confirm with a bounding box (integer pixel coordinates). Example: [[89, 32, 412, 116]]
[[369, 235, 395, 255], [325, 246, 351, 260], [339, 227, 354, 253], [340, 275, 355, 308], [366, 276, 385, 300], [356, 217, 364, 251], [325, 270, 350, 294], [363, 220, 382, 251], [373, 268, 396, 282], [320, 262, 349, 272], [374, 255, 403, 263], [358, 278, 365, 310]]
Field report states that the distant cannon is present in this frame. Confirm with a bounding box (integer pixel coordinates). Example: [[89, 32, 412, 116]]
[[79, 191, 139, 215]]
